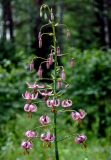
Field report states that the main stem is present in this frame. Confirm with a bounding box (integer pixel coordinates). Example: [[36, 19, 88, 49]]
[[52, 22, 59, 160]]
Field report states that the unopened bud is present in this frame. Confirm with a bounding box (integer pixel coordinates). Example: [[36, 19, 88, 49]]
[[51, 9, 54, 21], [44, 13, 48, 20], [38, 32, 41, 40], [39, 37, 42, 48], [37, 65, 43, 78], [49, 52, 53, 65], [40, 11, 43, 17], [57, 47, 61, 56], [29, 62, 34, 71], [46, 61, 50, 69], [61, 69, 66, 80]]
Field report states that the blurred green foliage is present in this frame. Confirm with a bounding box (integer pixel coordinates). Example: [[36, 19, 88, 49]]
[[63, 49, 111, 136]]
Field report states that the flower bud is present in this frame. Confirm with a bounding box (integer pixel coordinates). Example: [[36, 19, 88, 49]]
[[51, 11, 54, 21], [39, 37, 42, 48], [57, 47, 60, 56], [38, 32, 41, 40], [29, 62, 34, 71], [61, 69, 66, 80], [44, 13, 48, 20], [37, 65, 43, 78], [49, 53, 53, 66], [46, 61, 50, 69]]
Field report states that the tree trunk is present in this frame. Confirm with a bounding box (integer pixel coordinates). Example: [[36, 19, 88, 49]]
[[1, 0, 14, 41], [98, 101, 106, 137], [95, 0, 110, 49]]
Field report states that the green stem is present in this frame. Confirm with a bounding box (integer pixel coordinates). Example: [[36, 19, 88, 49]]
[[52, 22, 59, 160]]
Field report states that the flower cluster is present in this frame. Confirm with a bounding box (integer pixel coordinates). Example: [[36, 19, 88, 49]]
[[21, 4, 87, 157]]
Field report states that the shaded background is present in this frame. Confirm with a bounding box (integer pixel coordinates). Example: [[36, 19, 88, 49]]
[[0, 0, 111, 159]]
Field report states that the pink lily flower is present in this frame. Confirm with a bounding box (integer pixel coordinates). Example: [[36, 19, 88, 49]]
[[41, 132, 55, 142], [21, 141, 33, 150], [22, 91, 38, 100], [39, 90, 53, 97], [26, 82, 45, 89], [25, 130, 37, 138], [75, 134, 87, 144], [71, 110, 86, 121], [24, 104, 37, 112], [46, 99, 60, 107], [61, 100, 72, 108], [39, 115, 51, 125]]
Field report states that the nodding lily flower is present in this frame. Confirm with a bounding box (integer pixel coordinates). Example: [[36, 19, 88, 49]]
[[29, 62, 34, 71], [21, 141, 33, 151], [39, 90, 53, 102], [46, 99, 60, 108], [71, 110, 86, 121], [25, 130, 37, 138], [75, 134, 87, 144], [24, 104, 37, 113], [41, 132, 55, 142], [62, 100, 72, 108], [39, 90, 53, 97], [61, 69, 66, 80], [37, 66, 43, 78], [26, 82, 45, 89], [57, 46, 61, 56], [39, 115, 51, 125], [22, 91, 38, 100], [49, 53, 54, 66]]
